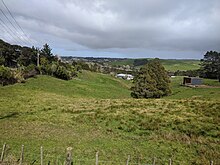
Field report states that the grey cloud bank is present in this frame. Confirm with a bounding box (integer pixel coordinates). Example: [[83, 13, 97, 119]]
[[0, 0, 220, 58]]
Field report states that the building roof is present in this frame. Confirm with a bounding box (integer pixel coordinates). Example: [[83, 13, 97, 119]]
[[184, 77, 202, 79]]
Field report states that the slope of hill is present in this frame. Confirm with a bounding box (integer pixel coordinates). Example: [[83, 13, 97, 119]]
[[0, 72, 220, 164], [108, 58, 200, 71], [160, 59, 200, 71], [0, 71, 131, 99]]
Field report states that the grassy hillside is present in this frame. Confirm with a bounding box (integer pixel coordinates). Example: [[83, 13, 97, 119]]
[[0, 71, 131, 99], [160, 59, 200, 71], [167, 76, 220, 100], [0, 72, 220, 164], [109, 59, 134, 66], [109, 59, 200, 71]]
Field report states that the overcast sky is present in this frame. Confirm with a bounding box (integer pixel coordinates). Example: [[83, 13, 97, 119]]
[[0, 0, 220, 59]]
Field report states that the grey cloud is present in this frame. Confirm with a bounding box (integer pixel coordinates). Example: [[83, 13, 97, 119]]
[[0, 0, 220, 58]]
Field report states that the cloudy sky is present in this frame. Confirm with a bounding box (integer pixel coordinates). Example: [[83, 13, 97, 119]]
[[0, 0, 220, 59]]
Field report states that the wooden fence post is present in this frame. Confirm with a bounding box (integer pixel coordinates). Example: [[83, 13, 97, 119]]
[[96, 151, 99, 165], [41, 146, 43, 165], [19, 145, 24, 165], [169, 158, 172, 165], [152, 157, 156, 165], [126, 155, 130, 165], [66, 147, 72, 165], [0, 143, 6, 162]]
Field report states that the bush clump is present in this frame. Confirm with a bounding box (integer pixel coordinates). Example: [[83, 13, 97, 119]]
[[0, 65, 17, 86], [131, 58, 171, 98]]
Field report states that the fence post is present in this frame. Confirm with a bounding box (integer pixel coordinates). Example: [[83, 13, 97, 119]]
[[66, 147, 72, 165], [169, 158, 172, 165], [210, 160, 213, 165], [41, 146, 43, 165], [96, 151, 99, 165], [0, 143, 6, 162], [152, 157, 156, 165], [19, 145, 24, 165], [126, 155, 130, 165]]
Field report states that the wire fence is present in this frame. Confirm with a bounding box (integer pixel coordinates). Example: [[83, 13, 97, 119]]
[[0, 143, 216, 165]]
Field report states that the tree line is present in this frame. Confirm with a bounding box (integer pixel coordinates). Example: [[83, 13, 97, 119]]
[[172, 51, 220, 82], [0, 39, 78, 85]]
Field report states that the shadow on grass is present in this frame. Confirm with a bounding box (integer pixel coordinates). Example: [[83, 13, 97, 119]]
[[0, 112, 19, 120]]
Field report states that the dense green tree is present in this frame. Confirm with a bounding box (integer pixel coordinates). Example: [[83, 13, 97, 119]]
[[0, 39, 37, 67], [131, 58, 171, 98], [200, 51, 220, 82], [41, 43, 53, 61], [17, 46, 37, 66], [0, 39, 78, 83]]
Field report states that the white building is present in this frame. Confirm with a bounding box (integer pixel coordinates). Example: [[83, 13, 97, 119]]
[[116, 74, 134, 80]]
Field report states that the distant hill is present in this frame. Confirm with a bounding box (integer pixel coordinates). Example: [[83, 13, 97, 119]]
[[108, 58, 200, 71], [160, 59, 200, 71]]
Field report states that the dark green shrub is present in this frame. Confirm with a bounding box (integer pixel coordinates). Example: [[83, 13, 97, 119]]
[[131, 58, 171, 98], [0, 65, 17, 85], [23, 64, 39, 79], [54, 65, 71, 80]]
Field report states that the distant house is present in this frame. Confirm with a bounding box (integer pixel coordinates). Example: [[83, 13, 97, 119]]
[[183, 77, 203, 85], [116, 74, 134, 80], [126, 74, 134, 80]]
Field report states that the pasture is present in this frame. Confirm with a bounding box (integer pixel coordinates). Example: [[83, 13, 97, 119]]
[[0, 71, 219, 164]]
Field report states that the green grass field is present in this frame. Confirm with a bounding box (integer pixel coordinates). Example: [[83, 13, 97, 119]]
[[109, 59, 200, 71], [0, 71, 219, 164], [109, 59, 134, 66], [160, 59, 200, 71]]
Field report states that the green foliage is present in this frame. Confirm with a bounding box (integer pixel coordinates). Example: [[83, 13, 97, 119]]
[[200, 51, 220, 81], [0, 55, 5, 65], [174, 69, 200, 77], [0, 65, 24, 85], [40, 43, 53, 61], [131, 58, 171, 98], [0, 39, 38, 67], [39, 61, 77, 80], [133, 58, 148, 66], [0, 65, 13, 79], [54, 65, 71, 80]]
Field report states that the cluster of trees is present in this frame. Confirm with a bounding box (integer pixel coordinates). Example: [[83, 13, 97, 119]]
[[133, 58, 148, 67], [0, 39, 77, 85], [72, 60, 136, 75], [131, 51, 220, 99], [0, 39, 37, 67], [173, 69, 200, 77], [200, 51, 220, 82], [174, 51, 220, 80], [131, 59, 171, 98]]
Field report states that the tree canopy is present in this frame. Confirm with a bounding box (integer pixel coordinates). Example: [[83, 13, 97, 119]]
[[0, 39, 37, 67], [0, 39, 78, 85], [200, 51, 220, 82], [131, 58, 171, 98], [133, 58, 148, 66]]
